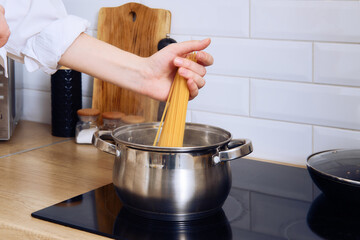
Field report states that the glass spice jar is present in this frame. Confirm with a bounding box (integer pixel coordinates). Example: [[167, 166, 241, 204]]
[[75, 108, 100, 144], [101, 111, 126, 130]]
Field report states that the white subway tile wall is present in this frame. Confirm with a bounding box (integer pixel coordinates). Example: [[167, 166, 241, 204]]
[[142, 0, 250, 37], [22, 69, 50, 92], [251, 79, 360, 130], [188, 74, 250, 116], [313, 126, 360, 153], [22, 89, 51, 124], [61, 0, 141, 30], [20, 0, 360, 166], [201, 37, 313, 82], [314, 43, 360, 87], [251, 0, 360, 42]]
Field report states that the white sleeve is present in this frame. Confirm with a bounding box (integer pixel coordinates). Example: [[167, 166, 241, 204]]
[[21, 15, 90, 74], [2, 0, 90, 74]]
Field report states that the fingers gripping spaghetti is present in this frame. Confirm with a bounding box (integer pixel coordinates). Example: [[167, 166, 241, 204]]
[[153, 53, 197, 147]]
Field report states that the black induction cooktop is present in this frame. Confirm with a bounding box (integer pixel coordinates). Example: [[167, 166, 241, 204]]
[[31, 158, 360, 239]]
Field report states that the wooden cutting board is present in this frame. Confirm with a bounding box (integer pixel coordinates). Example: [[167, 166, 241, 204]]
[[92, 3, 171, 122]]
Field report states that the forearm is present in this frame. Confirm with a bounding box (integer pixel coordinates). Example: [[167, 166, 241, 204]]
[[59, 33, 149, 94], [59, 33, 213, 101]]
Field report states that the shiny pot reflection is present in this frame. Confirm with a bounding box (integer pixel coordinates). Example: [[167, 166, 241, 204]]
[[94, 122, 253, 221], [113, 208, 232, 240]]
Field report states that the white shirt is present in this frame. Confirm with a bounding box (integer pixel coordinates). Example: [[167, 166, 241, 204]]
[[0, 0, 90, 75]]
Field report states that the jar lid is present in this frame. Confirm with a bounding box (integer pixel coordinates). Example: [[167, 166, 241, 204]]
[[122, 115, 145, 124], [102, 111, 125, 120], [77, 108, 101, 116]]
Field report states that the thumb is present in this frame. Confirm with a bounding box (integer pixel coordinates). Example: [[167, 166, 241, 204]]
[[172, 38, 211, 56]]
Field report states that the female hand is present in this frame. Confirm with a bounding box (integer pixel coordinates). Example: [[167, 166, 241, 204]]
[[143, 38, 214, 101], [0, 5, 10, 47]]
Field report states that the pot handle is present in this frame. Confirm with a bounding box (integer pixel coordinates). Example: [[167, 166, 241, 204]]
[[213, 139, 253, 164], [92, 130, 117, 155]]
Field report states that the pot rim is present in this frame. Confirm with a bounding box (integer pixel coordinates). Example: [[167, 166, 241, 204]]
[[111, 122, 233, 153], [306, 149, 360, 187]]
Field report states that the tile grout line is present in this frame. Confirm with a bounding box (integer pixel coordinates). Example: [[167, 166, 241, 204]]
[[249, 78, 252, 117], [311, 41, 315, 155], [312, 41, 315, 83], [249, 0, 252, 39], [312, 125, 315, 154], [0, 139, 72, 159], [191, 109, 360, 132], [171, 33, 360, 45], [205, 73, 360, 90]]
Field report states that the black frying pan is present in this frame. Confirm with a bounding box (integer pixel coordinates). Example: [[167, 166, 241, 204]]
[[307, 149, 360, 204]]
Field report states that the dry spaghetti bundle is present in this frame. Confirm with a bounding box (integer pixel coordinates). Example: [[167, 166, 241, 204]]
[[153, 53, 197, 147]]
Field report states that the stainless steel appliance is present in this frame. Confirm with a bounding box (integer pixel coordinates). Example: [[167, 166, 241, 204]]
[[94, 122, 253, 221], [0, 58, 18, 140]]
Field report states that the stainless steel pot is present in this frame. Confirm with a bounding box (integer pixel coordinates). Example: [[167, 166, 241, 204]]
[[93, 122, 253, 221]]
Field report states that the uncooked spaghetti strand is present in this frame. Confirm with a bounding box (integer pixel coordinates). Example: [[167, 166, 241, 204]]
[[177, 77, 189, 144], [155, 52, 197, 147], [161, 72, 182, 146], [153, 79, 176, 146], [176, 53, 195, 145], [168, 74, 181, 146], [172, 73, 188, 146], [158, 72, 179, 146]]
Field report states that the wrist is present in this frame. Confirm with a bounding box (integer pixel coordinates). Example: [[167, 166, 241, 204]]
[[138, 57, 155, 97]]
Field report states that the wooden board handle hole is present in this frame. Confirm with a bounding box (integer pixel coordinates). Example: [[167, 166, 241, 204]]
[[129, 11, 136, 22]]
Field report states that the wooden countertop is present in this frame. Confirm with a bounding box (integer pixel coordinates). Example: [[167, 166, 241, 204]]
[[0, 121, 114, 239]]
